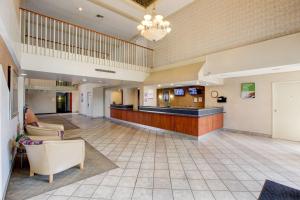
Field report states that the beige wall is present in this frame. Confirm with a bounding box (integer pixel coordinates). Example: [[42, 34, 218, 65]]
[[205, 71, 300, 136], [153, 0, 300, 67], [26, 90, 56, 114], [111, 91, 122, 104], [122, 88, 139, 109], [72, 91, 79, 113]]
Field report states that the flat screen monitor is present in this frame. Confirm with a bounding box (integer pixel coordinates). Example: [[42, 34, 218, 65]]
[[189, 88, 202, 95], [174, 88, 185, 96]]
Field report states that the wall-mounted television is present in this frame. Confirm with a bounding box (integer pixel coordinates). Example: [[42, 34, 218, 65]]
[[174, 88, 185, 96], [188, 88, 202, 95]]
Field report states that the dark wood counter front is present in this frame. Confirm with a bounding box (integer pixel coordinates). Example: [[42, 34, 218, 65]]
[[111, 107, 223, 137]]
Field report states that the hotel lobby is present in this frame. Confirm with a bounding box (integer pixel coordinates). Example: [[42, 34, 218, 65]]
[[1, 0, 300, 200]]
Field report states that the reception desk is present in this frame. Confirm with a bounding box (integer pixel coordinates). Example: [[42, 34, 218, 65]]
[[110, 105, 224, 137]]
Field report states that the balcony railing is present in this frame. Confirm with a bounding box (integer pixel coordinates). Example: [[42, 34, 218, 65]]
[[20, 8, 153, 72]]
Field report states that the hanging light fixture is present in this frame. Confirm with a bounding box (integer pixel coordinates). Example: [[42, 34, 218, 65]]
[[137, 3, 171, 42]]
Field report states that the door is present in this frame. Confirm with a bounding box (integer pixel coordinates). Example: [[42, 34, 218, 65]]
[[104, 89, 111, 118], [56, 92, 66, 113], [87, 92, 92, 116], [273, 81, 300, 141]]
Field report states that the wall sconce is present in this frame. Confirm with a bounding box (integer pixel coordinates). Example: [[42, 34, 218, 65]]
[[158, 94, 163, 99], [170, 94, 174, 99]]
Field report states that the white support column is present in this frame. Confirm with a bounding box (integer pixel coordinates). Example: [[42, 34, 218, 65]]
[[18, 77, 25, 133]]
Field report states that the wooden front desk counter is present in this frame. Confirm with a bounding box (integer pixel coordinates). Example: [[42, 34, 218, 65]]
[[110, 106, 223, 137]]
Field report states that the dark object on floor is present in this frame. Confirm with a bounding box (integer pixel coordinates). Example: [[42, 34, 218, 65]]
[[6, 138, 117, 200], [259, 179, 300, 200]]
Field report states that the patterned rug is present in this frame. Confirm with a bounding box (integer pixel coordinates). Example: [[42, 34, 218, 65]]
[[5, 138, 117, 200]]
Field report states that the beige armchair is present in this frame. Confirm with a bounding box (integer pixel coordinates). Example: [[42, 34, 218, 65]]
[[26, 123, 64, 141], [24, 108, 64, 140], [24, 140, 85, 183]]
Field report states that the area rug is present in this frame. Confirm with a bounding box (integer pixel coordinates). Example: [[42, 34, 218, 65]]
[[37, 114, 80, 130], [258, 180, 300, 200], [5, 138, 118, 200]]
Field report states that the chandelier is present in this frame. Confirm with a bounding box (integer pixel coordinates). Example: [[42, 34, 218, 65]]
[[137, 5, 171, 42]]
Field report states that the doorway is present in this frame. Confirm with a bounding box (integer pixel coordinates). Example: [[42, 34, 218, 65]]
[[272, 81, 300, 141], [56, 92, 72, 113]]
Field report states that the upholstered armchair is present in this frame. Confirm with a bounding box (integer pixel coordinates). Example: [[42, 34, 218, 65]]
[[24, 139, 85, 183], [25, 126, 63, 140], [24, 107, 64, 140]]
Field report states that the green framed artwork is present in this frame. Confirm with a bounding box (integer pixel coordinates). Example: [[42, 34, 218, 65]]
[[241, 82, 255, 99]]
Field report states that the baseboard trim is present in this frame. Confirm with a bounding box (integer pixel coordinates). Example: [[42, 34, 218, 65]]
[[35, 112, 57, 115], [222, 128, 271, 138]]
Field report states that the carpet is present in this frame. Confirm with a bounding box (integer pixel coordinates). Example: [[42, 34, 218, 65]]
[[5, 138, 118, 200], [37, 114, 80, 130], [259, 180, 300, 200]]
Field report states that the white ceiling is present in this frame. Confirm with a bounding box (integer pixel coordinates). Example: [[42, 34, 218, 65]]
[[20, 0, 194, 40]]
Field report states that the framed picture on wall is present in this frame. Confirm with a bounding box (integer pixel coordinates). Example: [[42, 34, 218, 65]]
[[163, 90, 169, 102], [241, 82, 255, 99], [144, 89, 154, 103], [8, 66, 18, 119]]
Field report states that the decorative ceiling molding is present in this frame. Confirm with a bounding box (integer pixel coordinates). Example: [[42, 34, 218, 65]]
[[88, 0, 141, 22], [131, 0, 156, 8], [151, 56, 206, 72]]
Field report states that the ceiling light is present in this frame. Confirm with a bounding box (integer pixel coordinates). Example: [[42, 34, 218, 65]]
[[78, 7, 83, 11], [137, 4, 171, 42], [158, 84, 161, 87], [98, 80, 103, 83], [20, 73, 27, 76], [82, 78, 87, 82], [170, 83, 174, 86]]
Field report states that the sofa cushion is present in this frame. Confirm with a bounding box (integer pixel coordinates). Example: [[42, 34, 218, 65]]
[[18, 135, 43, 145], [25, 108, 39, 124], [28, 122, 39, 127]]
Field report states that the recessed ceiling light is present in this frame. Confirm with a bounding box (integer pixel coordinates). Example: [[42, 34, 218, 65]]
[[158, 84, 161, 87], [170, 83, 174, 86], [20, 73, 27, 76], [78, 7, 83, 11]]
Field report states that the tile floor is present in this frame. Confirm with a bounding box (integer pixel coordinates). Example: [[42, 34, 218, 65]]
[[27, 114, 300, 200]]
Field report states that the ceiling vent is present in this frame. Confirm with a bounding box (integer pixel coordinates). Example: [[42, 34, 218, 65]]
[[95, 68, 116, 73]]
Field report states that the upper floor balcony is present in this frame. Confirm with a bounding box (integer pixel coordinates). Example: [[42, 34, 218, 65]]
[[20, 8, 153, 73]]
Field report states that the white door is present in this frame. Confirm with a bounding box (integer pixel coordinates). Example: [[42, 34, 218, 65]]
[[273, 81, 300, 141], [87, 92, 92, 116], [104, 89, 111, 118]]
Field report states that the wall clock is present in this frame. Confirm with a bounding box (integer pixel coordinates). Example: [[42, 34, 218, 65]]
[[211, 90, 219, 98]]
